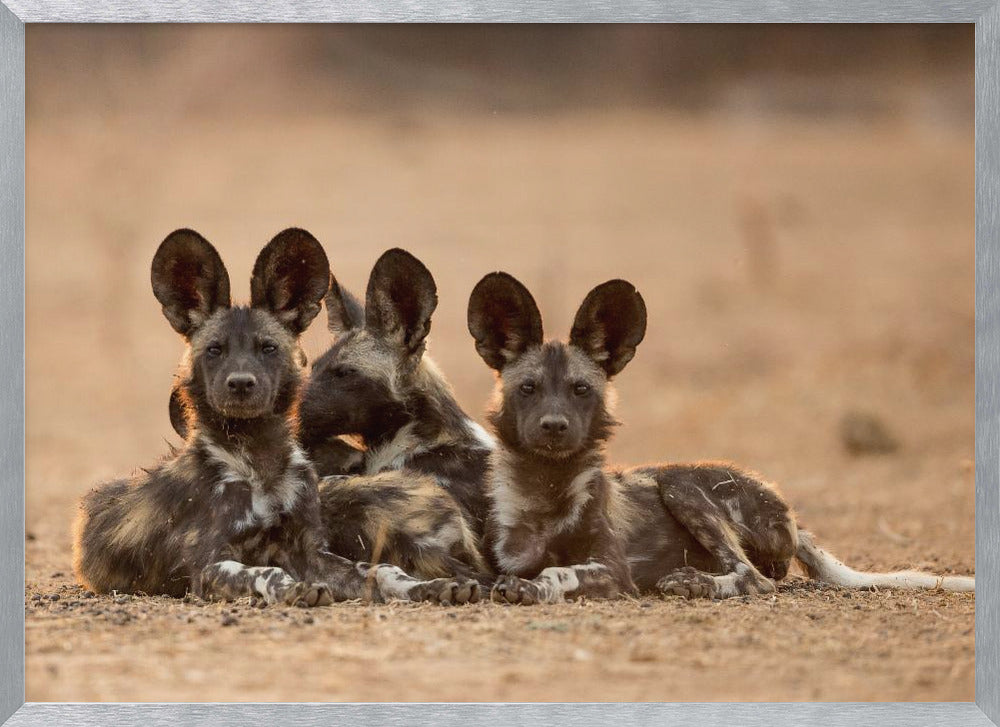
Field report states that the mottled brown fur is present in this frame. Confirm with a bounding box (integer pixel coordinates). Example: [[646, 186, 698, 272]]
[[319, 471, 488, 580]]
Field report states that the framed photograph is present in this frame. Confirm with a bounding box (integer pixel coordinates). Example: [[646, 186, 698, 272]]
[[1, 3, 998, 726]]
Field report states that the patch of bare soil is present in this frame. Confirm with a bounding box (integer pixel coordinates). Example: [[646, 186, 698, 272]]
[[24, 575, 974, 701]]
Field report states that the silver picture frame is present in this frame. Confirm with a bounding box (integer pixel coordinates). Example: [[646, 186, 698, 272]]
[[1, 2, 996, 725]]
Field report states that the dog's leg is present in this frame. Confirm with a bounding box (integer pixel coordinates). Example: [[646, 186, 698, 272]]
[[490, 561, 622, 604], [656, 481, 776, 599], [197, 561, 334, 607], [313, 550, 481, 605]]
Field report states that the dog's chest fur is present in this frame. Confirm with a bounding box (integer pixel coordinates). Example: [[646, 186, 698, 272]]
[[486, 449, 606, 575], [199, 437, 315, 534]]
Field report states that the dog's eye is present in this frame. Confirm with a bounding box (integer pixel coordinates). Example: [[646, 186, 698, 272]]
[[261, 342, 278, 355], [574, 382, 591, 396], [519, 381, 536, 396], [333, 365, 357, 379], [206, 344, 223, 357]]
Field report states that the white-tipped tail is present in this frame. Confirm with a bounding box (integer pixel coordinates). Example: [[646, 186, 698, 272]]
[[795, 530, 974, 592]]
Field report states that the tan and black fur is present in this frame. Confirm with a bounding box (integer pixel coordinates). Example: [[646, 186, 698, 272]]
[[467, 273, 976, 604], [74, 229, 479, 607], [318, 471, 488, 581]]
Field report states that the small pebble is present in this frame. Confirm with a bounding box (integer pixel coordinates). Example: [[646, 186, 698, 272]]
[[49, 594, 60, 602], [221, 614, 238, 627]]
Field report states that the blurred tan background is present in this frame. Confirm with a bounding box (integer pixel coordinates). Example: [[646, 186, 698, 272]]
[[25, 25, 975, 702]]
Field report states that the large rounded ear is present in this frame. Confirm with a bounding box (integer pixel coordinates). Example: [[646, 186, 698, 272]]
[[365, 248, 438, 356], [569, 279, 646, 377], [325, 274, 365, 335], [467, 272, 543, 371], [250, 228, 331, 335], [151, 229, 231, 338]]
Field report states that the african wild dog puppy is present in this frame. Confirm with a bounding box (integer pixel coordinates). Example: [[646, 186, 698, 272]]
[[73, 228, 479, 606], [297, 248, 493, 582], [467, 273, 976, 604]]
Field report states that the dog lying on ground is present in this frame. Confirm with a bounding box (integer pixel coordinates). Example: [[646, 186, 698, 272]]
[[466, 272, 976, 604], [73, 229, 479, 606], [298, 248, 493, 582]]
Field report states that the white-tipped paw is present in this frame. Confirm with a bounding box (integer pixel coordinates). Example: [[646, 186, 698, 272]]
[[491, 575, 542, 605], [280, 581, 334, 608], [409, 577, 481, 606], [657, 567, 718, 600]]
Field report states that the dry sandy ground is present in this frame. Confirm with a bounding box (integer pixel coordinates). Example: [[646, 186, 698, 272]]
[[25, 109, 974, 701]]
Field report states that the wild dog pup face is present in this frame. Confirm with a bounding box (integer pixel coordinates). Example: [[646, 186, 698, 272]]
[[298, 249, 437, 446], [153, 228, 329, 425], [468, 274, 646, 458]]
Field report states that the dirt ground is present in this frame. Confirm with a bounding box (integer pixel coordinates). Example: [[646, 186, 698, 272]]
[[24, 33, 974, 701]]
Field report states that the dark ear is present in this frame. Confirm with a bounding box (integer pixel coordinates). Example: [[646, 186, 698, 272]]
[[569, 279, 647, 377], [250, 228, 331, 334], [168, 384, 189, 440], [151, 229, 231, 337], [365, 248, 438, 356], [467, 272, 544, 371], [325, 275, 365, 335]]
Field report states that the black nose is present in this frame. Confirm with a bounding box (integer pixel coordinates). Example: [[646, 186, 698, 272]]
[[226, 373, 257, 396], [540, 415, 569, 435]]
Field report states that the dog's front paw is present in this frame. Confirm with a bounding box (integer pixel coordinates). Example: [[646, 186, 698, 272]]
[[491, 575, 542, 605], [280, 581, 334, 608], [408, 577, 481, 606], [657, 567, 717, 600], [735, 567, 776, 597]]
